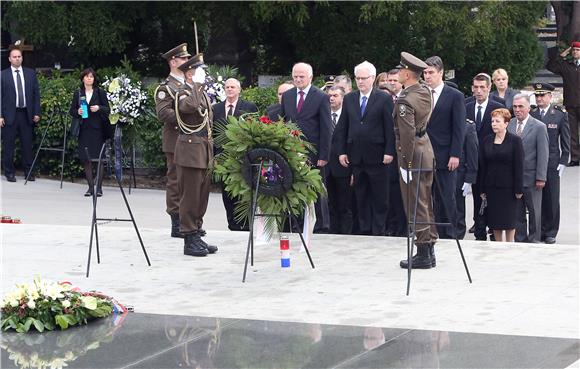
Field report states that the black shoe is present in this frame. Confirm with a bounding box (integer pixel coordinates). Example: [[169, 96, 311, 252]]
[[544, 237, 556, 244], [171, 214, 185, 238], [27, 174, 35, 181], [429, 244, 436, 267], [197, 233, 218, 254], [96, 189, 103, 197], [468, 224, 475, 233], [184, 234, 208, 257], [5, 174, 16, 182], [399, 246, 432, 269], [84, 189, 93, 197], [568, 160, 579, 167]]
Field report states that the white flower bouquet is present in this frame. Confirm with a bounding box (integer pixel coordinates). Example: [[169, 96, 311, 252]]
[[102, 74, 148, 125], [204, 73, 226, 105]]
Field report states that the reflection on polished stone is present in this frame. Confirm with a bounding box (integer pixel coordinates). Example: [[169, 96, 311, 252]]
[[1, 313, 578, 368]]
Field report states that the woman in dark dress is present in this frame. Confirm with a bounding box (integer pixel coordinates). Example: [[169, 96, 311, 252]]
[[69, 68, 111, 197], [478, 108, 524, 242]]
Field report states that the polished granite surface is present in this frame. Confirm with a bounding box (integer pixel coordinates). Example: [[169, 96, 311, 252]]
[[1, 313, 578, 369]]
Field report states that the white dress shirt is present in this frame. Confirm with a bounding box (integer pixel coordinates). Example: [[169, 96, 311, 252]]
[[475, 98, 489, 119], [296, 84, 312, 107], [430, 83, 444, 109], [225, 99, 238, 116], [11, 66, 26, 108]]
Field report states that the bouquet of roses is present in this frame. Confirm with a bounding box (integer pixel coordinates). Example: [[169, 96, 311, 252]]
[[102, 74, 148, 125], [1, 277, 114, 333]]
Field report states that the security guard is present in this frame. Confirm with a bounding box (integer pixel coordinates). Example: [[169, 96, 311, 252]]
[[394, 52, 438, 269], [155, 43, 191, 238], [530, 82, 570, 244], [174, 54, 218, 257]]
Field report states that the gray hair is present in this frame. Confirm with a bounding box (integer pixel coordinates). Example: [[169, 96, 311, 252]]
[[225, 78, 241, 89], [513, 93, 530, 105], [425, 56, 444, 72], [328, 85, 345, 95], [292, 62, 313, 78], [354, 61, 376, 77], [334, 75, 352, 85]]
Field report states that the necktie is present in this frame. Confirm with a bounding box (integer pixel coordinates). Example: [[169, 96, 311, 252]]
[[540, 109, 545, 119], [332, 112, 337, 127], [431, 89, 436, 110], [476, 105, 482, 129], [15, 69, 24, 108], [516, 121, 524, 136], [297, 91, 305, 113], [227, 104, 234, 116], [360, 96, 368, 117]]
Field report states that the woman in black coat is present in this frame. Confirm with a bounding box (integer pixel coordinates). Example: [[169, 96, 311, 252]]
[[478, 108, 524, 242], [69, 68, 111, 197]]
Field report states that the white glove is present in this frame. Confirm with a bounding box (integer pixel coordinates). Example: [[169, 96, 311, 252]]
[[462, 182, 472, 197], [400, 167, 412, 184], [557, 164, 565, 177]]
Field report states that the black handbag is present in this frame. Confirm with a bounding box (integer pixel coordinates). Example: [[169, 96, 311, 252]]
[[70, 116, 81, 137]]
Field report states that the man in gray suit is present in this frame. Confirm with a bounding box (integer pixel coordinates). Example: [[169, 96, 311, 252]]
[[508, 94, 549, 243]]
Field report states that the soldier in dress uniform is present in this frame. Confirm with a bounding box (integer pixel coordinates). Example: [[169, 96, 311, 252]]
[[394, 52, 438, 269], [155, 43, 191, 239], [530, 82, 570, 244], [174, 54, 218, 257]]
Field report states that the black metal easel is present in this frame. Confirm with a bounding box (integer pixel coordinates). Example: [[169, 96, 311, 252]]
[[404, 155, 472, 295], [25, 107, 68, 188], [242, 162, 315, 282], [85, 140, 151, 278]]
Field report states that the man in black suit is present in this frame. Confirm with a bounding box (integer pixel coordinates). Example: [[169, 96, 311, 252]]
[[530, 83, 570, 244], [465, 73, 505, 240], [1, 46, 41, 182], [266, 81, 294, 121], [455, 118, 478, 239], [334, 61, 395, 236], [423, 56, 466, 239], [213, 78, 258, 231], [326, 85, 353, 234], [280, 62, 333, 233]]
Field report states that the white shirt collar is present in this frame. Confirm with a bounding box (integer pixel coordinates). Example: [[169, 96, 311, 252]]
[[331, 107, 342, 119], [11, 66, 22, 73], [170, 73, 185, 84], [298, 85, 311, 96], [476, 98, 489, 113]]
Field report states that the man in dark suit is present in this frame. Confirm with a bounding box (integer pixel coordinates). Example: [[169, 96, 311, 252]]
[[423, 56, 466, 239], [455, 119, 478, 239], [508, 94, 549, 243], [1, 46, 41, 182], [334, 61, 395, 236], [530, 83, 570, 244], [213, 78, 258, 231], [547, 42, 580, 166], [325, 85, 353, 234], [280, 62, 333, 233], [465, 73, 505, 240], [266, 81, 294, 121]]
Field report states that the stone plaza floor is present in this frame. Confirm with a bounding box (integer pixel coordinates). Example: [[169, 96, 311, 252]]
[[1, 169, 579, 368]]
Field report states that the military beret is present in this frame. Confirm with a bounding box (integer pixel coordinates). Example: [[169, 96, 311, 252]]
[[571, 41, 580, 48], [396, 52, 428, 72], [178, 53, 207, 72], [162, 43, 191, 60], [533, 82, 555, 95]]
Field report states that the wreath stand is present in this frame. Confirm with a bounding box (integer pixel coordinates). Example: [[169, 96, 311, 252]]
[[84, 126, 151, 278], [242, 161, 315, 282], [404, 154, 472, 295], [25, 107, 68, 188]]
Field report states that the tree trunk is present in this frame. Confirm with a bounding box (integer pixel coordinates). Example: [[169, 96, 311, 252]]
[[551, 1, 580, 44]]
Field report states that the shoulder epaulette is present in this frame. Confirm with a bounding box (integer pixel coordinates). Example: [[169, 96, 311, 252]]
[[554, 105, 566, 112]]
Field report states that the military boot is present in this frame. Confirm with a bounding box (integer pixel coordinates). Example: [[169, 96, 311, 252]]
[[171, 214, 184, 238], [399, 245, 432, 269], [184, 233, 208, 257], [197, 231, 218, 254], [429, 243, 436, 267]]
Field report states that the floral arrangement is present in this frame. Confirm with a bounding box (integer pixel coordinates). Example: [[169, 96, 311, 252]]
[[213, 114, 325, 231], [102, 74, 148, 125], [1, 277, 115, 333], [203, 73, 226, 105]]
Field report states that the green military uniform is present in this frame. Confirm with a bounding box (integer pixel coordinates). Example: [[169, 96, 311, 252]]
[[175, 54, 218, 257], [155, 43, 191, 237], [393, 52, 438, 253]]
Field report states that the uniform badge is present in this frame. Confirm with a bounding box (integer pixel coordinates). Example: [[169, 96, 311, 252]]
[[548, 123, 557, 129], [399, 105, 406, 117], [157, 91, 166, 100]]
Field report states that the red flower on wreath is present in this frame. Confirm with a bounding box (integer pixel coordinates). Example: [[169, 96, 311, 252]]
[[291, 130, 300, 137], [259, 116, 272, 124]]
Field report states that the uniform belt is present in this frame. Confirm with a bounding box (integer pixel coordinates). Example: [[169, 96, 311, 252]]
[[415, 129, 426, 138]]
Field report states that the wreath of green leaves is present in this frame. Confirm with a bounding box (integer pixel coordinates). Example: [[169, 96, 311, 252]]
[[213, 113, 326, 231]]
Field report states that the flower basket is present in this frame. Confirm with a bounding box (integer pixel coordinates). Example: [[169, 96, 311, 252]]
[[213, 114, 326, 232], [1, 277, 116, 333]]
